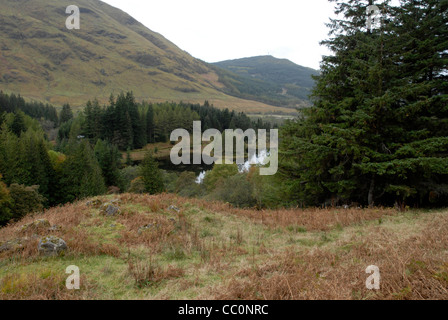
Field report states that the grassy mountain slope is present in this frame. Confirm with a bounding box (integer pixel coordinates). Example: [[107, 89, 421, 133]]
[[0, 0, 292, 114], [1, 193, 447, 300], [213, 56, 320, 109]]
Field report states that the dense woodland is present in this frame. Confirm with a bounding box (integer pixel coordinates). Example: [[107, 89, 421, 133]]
[[0, 0, 446, 227], [56, 93, 272, 152], [0, 91, 273, 225]]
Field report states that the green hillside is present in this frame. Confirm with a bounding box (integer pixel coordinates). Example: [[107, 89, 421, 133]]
[[0, 0, 292, 114], [213, 55, 320, 108]]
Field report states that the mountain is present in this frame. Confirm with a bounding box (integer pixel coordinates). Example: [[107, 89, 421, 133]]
[[0, 0, 292, 114], [212, 55, 320, 109]]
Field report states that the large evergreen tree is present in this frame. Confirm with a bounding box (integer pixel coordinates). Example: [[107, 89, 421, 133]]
[[94, 139, 123, 189], [280, 0, 448, 208], [146, 104, 155, 143], [10, 111, 26, 137], [60, 104, 74, 124], [84, 99, 104, 143], [0, 126, 55, 206], [60, 140, 106, 202]]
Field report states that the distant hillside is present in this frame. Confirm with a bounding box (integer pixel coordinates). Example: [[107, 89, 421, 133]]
[[0, 0, 292, 114], [213, 56, 320, 109]]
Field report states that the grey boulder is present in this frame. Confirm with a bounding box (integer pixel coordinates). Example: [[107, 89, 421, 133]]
[[38, 236, 68, 256], [99, 203, 121, 216]]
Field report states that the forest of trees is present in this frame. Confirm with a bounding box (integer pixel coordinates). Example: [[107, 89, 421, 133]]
[[56, 93, 272, 152], [0, 92, 59, 124], [0, 91, 273, 225]]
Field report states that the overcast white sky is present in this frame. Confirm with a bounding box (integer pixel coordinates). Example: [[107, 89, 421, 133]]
[[101, 0, 337, 70]]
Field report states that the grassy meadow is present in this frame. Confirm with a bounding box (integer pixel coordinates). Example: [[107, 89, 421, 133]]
[[1, 193, 447, 300]]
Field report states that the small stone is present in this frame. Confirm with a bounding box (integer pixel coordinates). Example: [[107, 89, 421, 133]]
[[99, 203, 121, 216], [38, 236, 68, 257], [168, 205, 180, 213], [0, 238, 24, 253]]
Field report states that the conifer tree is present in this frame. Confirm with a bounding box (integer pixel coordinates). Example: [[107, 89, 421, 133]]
[[140, 151, 164, 194], [60, 104, 74, 124], [94, 139, 123, 189], [146, 104, 155, 143], [0, 127, 54, 206], [60, 140, 106, 202], [10, 111, 26, 136], [279, 0, 448, 207]]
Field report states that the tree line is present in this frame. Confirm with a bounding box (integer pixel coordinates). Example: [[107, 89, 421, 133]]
[[56, 93, 272, 152], [278, 0, 448, 208], [0, 91, 59, 124]]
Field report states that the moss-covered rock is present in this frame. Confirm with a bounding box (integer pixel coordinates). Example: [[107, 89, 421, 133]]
[[20, 219, 51, 234], [168, 205, 180, 213], [38, 236, 67, 256], [99, 203, 121, 216], [86, 199, 103, 208], [0, 238, 24, 253]]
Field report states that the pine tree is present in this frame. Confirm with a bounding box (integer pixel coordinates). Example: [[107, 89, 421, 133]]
[[60, 140, 106, 202], [140, 151, 164, 194], [0, 126, 54, 206], [112, 93, 134, 150], [84, 99, 105, 143], [146, 104, 155, 143], [125, 148, 133, 166], [94, 139, 123, 189], [60, 104, 74, 124], [126, 92, 146, 149], [279, 0, 448, 207], [10, 111, 26, 136]]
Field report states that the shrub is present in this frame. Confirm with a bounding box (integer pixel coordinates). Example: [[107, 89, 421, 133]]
[[175, 171, 204, 198], [210, 173, 256, 208], [120, 165, 140, 192], [8, 184, 45, 220], [203, 164, 238, 191], [0, 176, 12, 225], [128, 177, 146, 194]]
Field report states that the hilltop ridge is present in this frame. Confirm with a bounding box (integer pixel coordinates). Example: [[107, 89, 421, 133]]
[[213, 55, 319, 108], [0, 0, 293, 114]]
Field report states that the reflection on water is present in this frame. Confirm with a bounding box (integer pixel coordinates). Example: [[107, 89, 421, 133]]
[[157, 156, 213, 174]]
